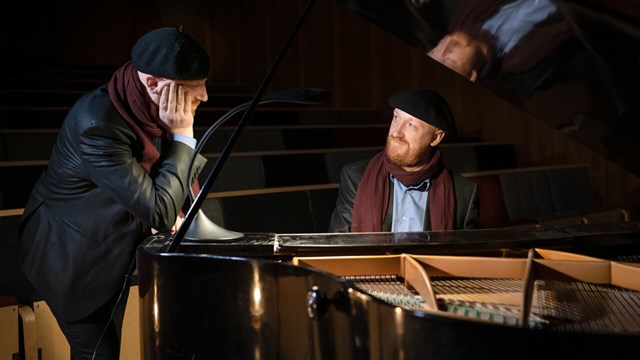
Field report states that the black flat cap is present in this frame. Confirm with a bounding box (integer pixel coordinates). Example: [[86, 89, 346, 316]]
[[131, 27, 210, 80], [388, 89, 456, 134]]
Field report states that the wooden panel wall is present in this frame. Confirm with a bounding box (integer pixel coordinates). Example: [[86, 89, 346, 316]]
[[1, 0, 638, 209]]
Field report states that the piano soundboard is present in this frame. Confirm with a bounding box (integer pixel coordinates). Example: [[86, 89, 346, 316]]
[[293, 248, 640, 335]]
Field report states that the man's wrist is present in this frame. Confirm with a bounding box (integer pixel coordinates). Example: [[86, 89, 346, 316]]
[[172, 133, 197, 149]]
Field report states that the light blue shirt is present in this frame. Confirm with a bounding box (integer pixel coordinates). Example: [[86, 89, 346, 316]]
[[173, 133, 197, 149], [391, 176, 431, 232], [482, 0, 557, 56]]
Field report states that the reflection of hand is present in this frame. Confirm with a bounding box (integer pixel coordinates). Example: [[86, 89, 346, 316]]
[[150, 215, 184, 235], [158, 82, 194, 137], [172, 215, 185, 234]]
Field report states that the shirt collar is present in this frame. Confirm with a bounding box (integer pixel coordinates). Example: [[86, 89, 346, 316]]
[[390, 174, 431, 192]]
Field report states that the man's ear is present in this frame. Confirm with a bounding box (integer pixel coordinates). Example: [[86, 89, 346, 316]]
[[431, 130, 445, 147], [469, 69, 478, 82], [145, 76, 161, 93]]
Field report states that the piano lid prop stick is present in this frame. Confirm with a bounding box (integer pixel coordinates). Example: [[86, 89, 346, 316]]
[[167, 0, 318, 253]]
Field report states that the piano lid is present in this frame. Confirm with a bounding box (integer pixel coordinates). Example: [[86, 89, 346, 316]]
[[336, 0, 640, 175]]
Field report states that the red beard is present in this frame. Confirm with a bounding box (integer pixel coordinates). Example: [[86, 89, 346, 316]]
[[385, 136, 430, 168]]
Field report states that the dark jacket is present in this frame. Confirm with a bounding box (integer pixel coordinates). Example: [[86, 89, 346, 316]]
[[329, 158, 479, 232], [19, 84, 206, 322]]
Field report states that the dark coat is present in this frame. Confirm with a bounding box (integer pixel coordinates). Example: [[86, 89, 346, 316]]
[[19, 84, 206, 322], [329, 158, 479, 232]]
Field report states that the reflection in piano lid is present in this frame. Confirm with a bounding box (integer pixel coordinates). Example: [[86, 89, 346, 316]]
[[336, 0, 640, 175]]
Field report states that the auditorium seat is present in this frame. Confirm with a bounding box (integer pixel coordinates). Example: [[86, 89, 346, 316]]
[[0, 212, 38, 304], [208, 156, 268, 192], [0, 296, 19, 359], [0, 164, 46, 210], [32, 301, 71, 359], [464, 165, 625, 229], [324, 148, 380, 183], [29, 290, 142, 360], [0, 212, 39, 358], [0, 295, 38, 360], [465, 174, 512, 229], [18, 303, 38, 360], [545, 166, 594, 213], [120, 285, 142, 359], [583, 207, 630, 224], [498, 168, 556, 221], [441, 142, 517, 173], [0, 107, 70, 129], [0, 130, 57, 161], [203, 185, 339, 233], [536, 211, 586, 226]]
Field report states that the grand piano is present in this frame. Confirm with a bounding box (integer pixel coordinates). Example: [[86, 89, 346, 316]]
[[137, 0, 640, 358]]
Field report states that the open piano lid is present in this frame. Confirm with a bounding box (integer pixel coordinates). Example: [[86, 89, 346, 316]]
[[337, 0, 640, 175]]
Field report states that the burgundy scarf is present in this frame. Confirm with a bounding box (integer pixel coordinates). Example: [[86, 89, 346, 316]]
[[107, 61, 163, 173], [107, 61, 198, 226], [351, 149, 455, 232]]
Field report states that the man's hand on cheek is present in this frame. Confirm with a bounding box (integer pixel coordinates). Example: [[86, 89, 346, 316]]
[[158, 82, 195, 137]]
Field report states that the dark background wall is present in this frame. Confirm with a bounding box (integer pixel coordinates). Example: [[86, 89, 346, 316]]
[[1, 0, 638, 209]]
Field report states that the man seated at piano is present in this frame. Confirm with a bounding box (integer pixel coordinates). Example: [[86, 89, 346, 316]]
[[328, 88, 479, 233]]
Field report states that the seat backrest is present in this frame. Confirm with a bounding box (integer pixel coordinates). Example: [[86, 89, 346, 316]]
[[498, 169, 555, 220]]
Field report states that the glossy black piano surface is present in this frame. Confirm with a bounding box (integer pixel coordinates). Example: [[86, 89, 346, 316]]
[[138, 226, 640, 359], [165, 221, 640, 258]]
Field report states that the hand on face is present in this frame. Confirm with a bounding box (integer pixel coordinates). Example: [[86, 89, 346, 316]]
[[158, 82, 195, 137]]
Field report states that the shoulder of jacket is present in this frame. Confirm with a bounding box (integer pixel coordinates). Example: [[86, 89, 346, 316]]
[[450, 171, 477, 191], [70, 86, 130, 131], [344, 157, 372, 174]]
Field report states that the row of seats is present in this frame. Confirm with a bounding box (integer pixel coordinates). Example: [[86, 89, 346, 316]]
[[0, 63, 622, 230], [0, 106, 381, 129], [0, 123, 390, 161], [0, 142, 518, 210], [465, 165, 629, 228], [0, 88, 255, 108], [204, 164, 629, 234], [202, 184, 340, 234]]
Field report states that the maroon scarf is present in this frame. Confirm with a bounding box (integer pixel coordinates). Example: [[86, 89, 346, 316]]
[[351, 148, 455, 232], [107, 61, 198, 227], [107, 61, 163, 173]]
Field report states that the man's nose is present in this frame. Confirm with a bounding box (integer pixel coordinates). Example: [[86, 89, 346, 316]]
[[390, 123, 404, 138], [195, 85, 209, 102]]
